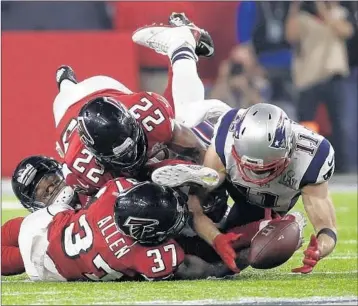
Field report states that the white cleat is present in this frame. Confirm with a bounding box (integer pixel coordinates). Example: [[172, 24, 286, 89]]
[[132, 25, 200, 56], [151, 164, 220, 189]]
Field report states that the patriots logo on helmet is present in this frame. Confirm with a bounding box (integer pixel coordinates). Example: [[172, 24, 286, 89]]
[[270, 118, 287, 149], [123, 217, 159, 240]]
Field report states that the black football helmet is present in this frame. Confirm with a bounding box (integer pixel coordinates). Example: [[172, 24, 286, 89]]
[[77, 97, 148, 176], [11, 155, 64, 212], [114, 181, 188, 245]]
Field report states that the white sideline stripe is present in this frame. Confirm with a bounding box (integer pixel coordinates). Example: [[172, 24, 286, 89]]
[[129, 296, 358, 305]]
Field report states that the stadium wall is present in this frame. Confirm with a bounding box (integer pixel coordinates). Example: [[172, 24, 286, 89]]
[[2, 31, 139, 177]]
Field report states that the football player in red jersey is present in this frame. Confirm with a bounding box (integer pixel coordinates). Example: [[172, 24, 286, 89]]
[[53, 66, 211, 197], [16, 177, 234, 281], [52, 17, 222, 197], [2, 156, 250, 279], [3, 155, 229, 280]]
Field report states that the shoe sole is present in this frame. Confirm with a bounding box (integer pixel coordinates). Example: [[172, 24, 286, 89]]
[[132, 25, 200, 52], [132, 25, 176, 43], [151, 164, 219, 188]]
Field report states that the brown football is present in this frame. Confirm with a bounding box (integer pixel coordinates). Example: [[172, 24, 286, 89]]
[[248, 220, 300, 269]]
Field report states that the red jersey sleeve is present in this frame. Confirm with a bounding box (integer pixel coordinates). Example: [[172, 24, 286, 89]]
[[133, 239, 185, 280], [1, 217, 25, 275]]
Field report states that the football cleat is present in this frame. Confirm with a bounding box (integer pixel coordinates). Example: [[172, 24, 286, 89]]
[[169, 12, 214, 58], [151, 164, 220, 189], [56, 65, 78, 90], [132, 25, 200, 56]]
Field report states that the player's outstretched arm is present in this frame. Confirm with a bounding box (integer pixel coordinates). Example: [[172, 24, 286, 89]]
[[168, 122, 207, 164], [292, 182, 337, 274], [188, 192, 241, 273], [302, 182, 337, 258], [203, 145, 227, 189]]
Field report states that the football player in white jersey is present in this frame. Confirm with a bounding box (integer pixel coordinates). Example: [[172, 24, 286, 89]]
[[132, 13, 231, 129], [152, 103, 337, 274], [132, 15, 260, 271]]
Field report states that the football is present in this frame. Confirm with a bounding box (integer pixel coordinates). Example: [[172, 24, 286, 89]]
[[248, 220, 300, 269]]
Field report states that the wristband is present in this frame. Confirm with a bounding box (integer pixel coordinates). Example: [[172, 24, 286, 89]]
[[317, 228, 337, 246]]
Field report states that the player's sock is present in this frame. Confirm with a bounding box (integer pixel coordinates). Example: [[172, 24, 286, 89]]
[[170, 45, 197, 65]]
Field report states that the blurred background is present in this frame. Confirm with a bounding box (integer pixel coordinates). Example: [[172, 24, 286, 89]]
[[1, 1, 357, 180]]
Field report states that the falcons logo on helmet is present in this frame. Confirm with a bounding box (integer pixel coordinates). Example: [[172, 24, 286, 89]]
[[123, 217, 159, 240], [77, 116, 95, 146]]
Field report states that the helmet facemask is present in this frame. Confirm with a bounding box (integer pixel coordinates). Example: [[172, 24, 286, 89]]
[[232, 146, 291, 185], [78, 102, 149, 177], [20, 164, 66, 212], [97, 127, 148, 176], [231, 104, 293, 185]]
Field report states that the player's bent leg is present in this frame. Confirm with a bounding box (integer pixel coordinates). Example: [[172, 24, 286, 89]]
[[53, 75, 133, 127], [132, 25, 209, 127], [151, 164, 220, 189], [176, 98, 231, 128]]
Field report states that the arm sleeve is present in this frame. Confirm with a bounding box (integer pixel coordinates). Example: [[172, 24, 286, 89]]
[[300, 138, 335, 187], [211, 109, 239, 166]]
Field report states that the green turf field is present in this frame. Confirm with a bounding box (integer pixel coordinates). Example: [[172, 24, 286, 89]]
[[1, 193, 357, 305]]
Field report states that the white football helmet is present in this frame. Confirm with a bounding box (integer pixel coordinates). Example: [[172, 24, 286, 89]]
[[231, 103, 294, 185]]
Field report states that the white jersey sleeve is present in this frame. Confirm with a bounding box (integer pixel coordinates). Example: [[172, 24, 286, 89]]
[[300, 137, 335, 187], [19, 204, 73, 281], [211, 109, 240, 166]]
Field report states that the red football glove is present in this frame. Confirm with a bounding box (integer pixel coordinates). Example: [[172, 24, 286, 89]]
[[292, 234, 321, 274], [213, 232, 242, 273]]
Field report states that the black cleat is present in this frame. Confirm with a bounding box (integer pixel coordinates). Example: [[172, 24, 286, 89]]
[[169, 12, 215, 58], [56, 65, 78, 90]]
